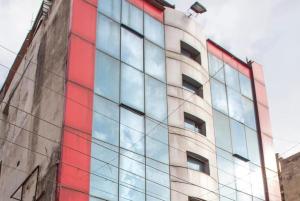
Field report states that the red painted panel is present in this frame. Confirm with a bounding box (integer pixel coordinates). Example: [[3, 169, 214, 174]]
[[65, 82, 93, 134], [261, 134, 277, 171], [252, 62, 265, 84], [71, 0, 97, 43], [237, 63, 251, 78], [68, 35, 95, 90], [257, 104, 272, 136], [58, 185, 89, 201], [128, 0, 164, 22], [265, 169, 281, 201], [223, 53, 239, 71], [85, 0, 97, 6], [254, 80, 269, 107]]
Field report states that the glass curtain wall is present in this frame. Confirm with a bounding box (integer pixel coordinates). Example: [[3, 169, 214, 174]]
[[209, 54, 265, 201], [91, 1, 169, 201]]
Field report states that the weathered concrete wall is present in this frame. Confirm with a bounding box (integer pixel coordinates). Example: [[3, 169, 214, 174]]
[[279, 152, 300, 201], [164, 8, 218, 201], [0, 0, 70, 200]]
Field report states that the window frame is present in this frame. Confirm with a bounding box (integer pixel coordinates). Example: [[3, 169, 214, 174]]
[[181, 41, 201, 65], [187, 152, 210, 175], [182, 74, 203, 98], [184, 113, 206, 136]]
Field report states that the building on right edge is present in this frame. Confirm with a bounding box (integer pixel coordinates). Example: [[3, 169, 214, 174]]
[[277, 152, 300, 201]]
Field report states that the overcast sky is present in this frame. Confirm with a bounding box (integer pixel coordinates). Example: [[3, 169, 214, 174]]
[[0, 0, 299, 157]]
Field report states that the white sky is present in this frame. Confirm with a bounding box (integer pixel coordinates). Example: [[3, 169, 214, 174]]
[[0, 0, 299, 157]]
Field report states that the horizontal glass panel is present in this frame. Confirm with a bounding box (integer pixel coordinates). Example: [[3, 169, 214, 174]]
[[121, 27, 143, 71], [240, 73, 253, 100], [144, 14, 164, 47], [145, 40, 166, 82], [146, 180, 170, 201], [121, 63, 144, 112], [93, 95, 119, 145], [213, 110, 232, 152], [95, 51, 120, 103], [120, 150, 145, 178], [211, 79, 228, 114], [146, 165, 169, 187], [120, 108, 145, 155], [120, 169, 145, 191], [227, 88, 244, 123], [90, 173, 118, 201], [97, 14, 120, 59], [230, 119, 248, 159], [146, 118, 168, 144], [219, 185, 236, 201], [122, 0, 143, 34], [145, 76, 167, 122], [236, 192, 252, 201], [243, 97, 257, 130], [98, 0, 121, 22], [119, 185, 145, 201], [225, 64, 240, 92]]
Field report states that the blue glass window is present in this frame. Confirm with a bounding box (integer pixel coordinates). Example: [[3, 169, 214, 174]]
[[120, 107, 145, 155], [208, 54, 225, 83], [93, 95, 119, 145], [95, 51, 120, 103], [97, 14, 120, 59], [213, 110, 232, 152], [246, 127, 260, 165], [240, 73, 253, 100], [144, 14, 164, 47], [98, 0, 121, 22], [230, 119, 248, 159], [121, 63, 144, 112], [211, 79, 228, 114], [145, 76, 167, 122], [121, 27, 143, 71], [235, 158, 251, 195], [227, 88, 244, 123], [145, 40, 166, 82], [243, 97, 257, 130], [122, 0, 143, 34], [225, 64, 240, 91]]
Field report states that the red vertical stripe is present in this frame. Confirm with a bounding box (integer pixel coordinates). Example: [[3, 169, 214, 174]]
[[128, 0, 164, 22], [57, 0, 97, 200]]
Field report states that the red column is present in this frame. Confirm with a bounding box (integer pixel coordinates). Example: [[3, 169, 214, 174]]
[[57, 0, 97, 200], [252, 62, 281, 201]]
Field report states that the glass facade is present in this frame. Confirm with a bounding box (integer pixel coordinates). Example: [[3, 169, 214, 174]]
[[209, 53, 265, 200], [91, 1, 169, 201]]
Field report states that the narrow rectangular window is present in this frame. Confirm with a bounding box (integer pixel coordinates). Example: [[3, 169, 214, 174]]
[[187, 152, 210, 175], [189, 197, 206, 201], [182, 74, 203, 98], [0, 160, 2, 177], [184, 113, 206, 136], [181, 41, 201, 65]]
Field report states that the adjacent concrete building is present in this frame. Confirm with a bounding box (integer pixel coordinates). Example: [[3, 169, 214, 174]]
[[277, 153, 300, 201], [0, 0, 281, 201]]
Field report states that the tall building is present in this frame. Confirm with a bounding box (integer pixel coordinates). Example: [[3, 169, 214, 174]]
[[0, 0, 281, 201], [277, 152, 300, 201]]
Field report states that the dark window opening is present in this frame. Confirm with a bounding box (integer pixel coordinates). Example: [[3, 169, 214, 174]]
[[189, 197, 206, 201], [187, 152, 210, 175], [0, 160, 2, 177], [182, 74, 203, 98], [181, 41, 201, 65], [184, 113, 206, 136]]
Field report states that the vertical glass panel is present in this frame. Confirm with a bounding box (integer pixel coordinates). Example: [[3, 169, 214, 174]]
[[121, 63, 144, 112], [246, 127, 261, 165], [146, 118, 169, 163], [146, 165, 169, 187], [240, 73, 253, 100], [93, 95, 119, 145], [234, 158, 251, 195], [145, 40, 166, 82], [250, 164, 265, 200], [217, 149, 235, 189], [225, 64, 240, 91], [243, 97, 257, 130], [211, 79, 228, 114], [90, 141, 119, 201], [219, 185, 236, 201], [122, 0, 143, 34], [147, 180, 170, 201], [236, 192, 252, 201], [98, 0, 121, 22], [213, 110, 232, 152], [227, 88, 244, 123], [230, 119, 248, 159], [97, 14, 120, 59], [144, 14, 164, 48], [120, 108, 145, 155], [95, 51, 120, 102], [208, 54, 225, 83], [145, 76, 167, 122], [121, 27, 143, 71]]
